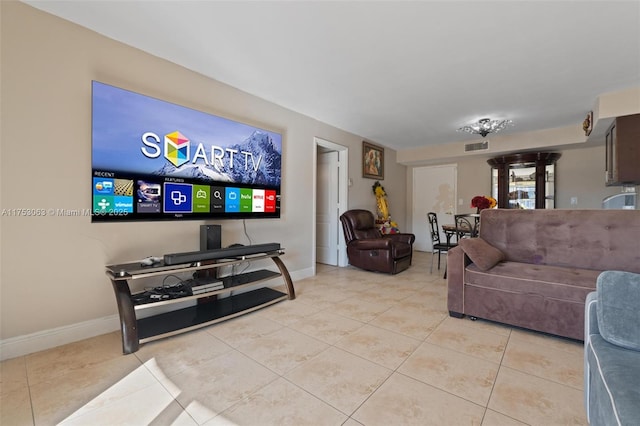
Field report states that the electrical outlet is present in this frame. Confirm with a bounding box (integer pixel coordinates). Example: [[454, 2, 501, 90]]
[[570, 197, 578, 206]]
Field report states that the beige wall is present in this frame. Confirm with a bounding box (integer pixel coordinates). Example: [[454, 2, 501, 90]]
[[405, 144, 627, 224], [0, 2, 407, 350], [555, 145, 624, 209]]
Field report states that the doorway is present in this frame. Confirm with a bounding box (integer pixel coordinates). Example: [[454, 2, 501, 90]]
[[412, 164, 457, 251], [314, 138, 348, 268]]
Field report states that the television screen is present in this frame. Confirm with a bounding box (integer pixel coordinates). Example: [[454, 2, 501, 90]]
[[91, 81, 282, 222]]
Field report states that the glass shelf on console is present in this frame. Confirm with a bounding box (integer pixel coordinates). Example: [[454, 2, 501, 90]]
[[131, 269, 282, 311]]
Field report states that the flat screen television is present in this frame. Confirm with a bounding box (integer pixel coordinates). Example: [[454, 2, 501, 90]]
[[91, 81, 282, 222]]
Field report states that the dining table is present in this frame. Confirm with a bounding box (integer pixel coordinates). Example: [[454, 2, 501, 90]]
[[441, 222, 474, 246]]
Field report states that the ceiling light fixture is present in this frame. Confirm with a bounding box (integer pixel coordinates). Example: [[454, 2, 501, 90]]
[[457, 118, 513, 138]]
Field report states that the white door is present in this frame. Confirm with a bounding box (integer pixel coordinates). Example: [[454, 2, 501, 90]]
[[412, 164, 457, 251], [316, 150, 339, 265]]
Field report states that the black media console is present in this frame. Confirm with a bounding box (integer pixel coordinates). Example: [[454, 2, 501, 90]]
[[106, 244, 294, 354]]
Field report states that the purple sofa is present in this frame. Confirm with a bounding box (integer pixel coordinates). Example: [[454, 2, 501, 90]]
[[447, 209, 640, 340]]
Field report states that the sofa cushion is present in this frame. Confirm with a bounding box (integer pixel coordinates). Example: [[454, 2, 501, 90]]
[[596, 270, 640, 351], [459, 238, 505, 271], [465, 261, 598, 303], [478, 209, 640, 274]]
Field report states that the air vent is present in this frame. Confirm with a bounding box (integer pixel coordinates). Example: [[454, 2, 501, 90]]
[[464, 141, 489, 152]]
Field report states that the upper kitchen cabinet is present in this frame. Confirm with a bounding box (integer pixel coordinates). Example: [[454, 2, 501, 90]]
[[605, 113, 640, 186]]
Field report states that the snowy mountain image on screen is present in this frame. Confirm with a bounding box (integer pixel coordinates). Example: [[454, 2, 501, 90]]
[[151, 130, 281, 186], [153, 162, 233, 182]]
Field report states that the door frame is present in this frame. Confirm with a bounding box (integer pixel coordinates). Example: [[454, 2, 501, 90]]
[[313, 137, 349, 270], [316, 150, 339, 266]]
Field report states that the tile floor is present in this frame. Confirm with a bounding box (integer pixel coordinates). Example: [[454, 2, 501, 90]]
[[0, 251, 587, 425]]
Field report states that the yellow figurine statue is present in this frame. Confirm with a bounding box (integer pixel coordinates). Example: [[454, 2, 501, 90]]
[[372, 181, 389, 221]]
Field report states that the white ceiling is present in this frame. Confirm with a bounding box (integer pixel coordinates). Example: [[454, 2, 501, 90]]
[[24, 1, 640, 151]]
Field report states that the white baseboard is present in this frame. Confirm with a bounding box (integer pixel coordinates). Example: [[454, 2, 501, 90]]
[[0, 315, 120, 361], [0, 267, 316, 361], [290, 266, 314, 281]]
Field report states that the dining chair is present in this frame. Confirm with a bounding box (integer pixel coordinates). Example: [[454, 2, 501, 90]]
[[427, 212, 457, 274], [454, 215, 479, 239]]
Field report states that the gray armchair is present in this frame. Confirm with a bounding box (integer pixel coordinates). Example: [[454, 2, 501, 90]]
[[584, 270, 640, 425]]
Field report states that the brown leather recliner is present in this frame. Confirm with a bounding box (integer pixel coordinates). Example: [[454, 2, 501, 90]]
[[340, 209, 416, 274]]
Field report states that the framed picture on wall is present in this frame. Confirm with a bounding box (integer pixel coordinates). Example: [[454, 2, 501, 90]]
[[363, 141, 384, 179]]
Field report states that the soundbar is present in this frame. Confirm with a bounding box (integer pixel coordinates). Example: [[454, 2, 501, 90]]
[[163, 243, 282, 266]]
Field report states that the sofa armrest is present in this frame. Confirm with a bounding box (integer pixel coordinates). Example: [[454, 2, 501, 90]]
[[447, 245, 471, 316], [585, 291, 600, 339], [584, 290, 598, 422], [386, 233, 416, 245], [349, 238, 392, 250]]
